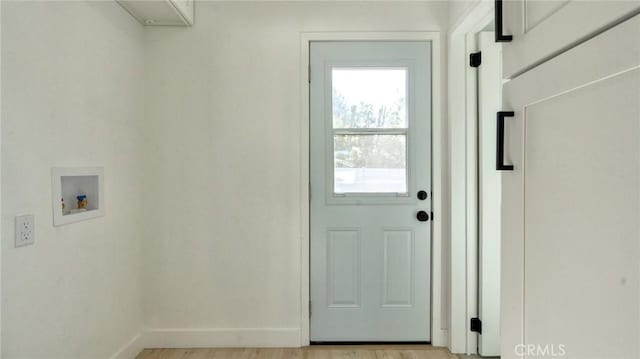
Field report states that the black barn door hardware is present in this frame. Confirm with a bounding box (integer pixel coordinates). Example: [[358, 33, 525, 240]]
[[495, 0, 513, 42], [497, 111, 515, 171], [470, 52, 482, 67], [470, 317, 483, 334]]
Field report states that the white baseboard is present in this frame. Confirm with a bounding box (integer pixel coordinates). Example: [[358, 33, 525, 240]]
[[110, 333, 144, 359], [111, 327, 446, 355], [143, 327, 302, 348]]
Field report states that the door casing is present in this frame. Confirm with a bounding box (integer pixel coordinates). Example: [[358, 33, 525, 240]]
[[299, 32, 444, 346], [448, 2, 497, 354]]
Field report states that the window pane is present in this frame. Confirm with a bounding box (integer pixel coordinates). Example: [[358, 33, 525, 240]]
[[332, 68, 407, 129], [334, 134, 407, 193]]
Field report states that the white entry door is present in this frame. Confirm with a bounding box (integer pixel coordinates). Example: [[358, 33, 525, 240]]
[[310, 41, 432, 342]]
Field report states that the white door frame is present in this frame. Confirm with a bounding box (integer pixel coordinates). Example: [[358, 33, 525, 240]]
[[299, 31, 444, 347], [448, 1, 494, 355], [0, 3, 3, 354]]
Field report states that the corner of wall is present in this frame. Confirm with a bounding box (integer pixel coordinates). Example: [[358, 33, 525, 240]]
[[109, 332, 145, 359]]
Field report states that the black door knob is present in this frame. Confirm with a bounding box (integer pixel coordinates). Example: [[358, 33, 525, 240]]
[[417, 190, 428, 200], [417, 211, 429, 222]]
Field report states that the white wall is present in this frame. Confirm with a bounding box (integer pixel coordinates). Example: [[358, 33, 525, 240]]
[[449, 0, 480, 28], [1, 1, 145, 358], [142, 1, 449, 346], [1, 1, 459, 355]]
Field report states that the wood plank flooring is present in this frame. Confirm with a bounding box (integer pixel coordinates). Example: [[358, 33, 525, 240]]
[[136, 346, 458, 359]]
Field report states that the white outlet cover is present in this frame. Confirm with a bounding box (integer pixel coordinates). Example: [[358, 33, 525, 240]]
[[15, 214, 35, 248]]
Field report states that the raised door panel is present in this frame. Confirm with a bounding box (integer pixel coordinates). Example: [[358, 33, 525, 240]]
[[502, 14, 640, 359], [327, 229, 361, 307], [382, 229, 414, 307], [502, 0, 639, 78]]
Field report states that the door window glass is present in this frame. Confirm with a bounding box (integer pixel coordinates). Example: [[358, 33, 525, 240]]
[[332, 68, 407, 129], [331, 68, 409, 194]]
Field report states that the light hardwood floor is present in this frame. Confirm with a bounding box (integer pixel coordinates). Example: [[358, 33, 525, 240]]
[[136, 346, 458, 359]]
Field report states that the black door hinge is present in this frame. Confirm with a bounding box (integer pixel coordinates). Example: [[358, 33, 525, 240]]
[[470, 317, 482, 334], [470, 52, 482, 67]]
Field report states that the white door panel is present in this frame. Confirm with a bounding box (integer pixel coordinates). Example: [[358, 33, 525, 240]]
[[502, 0, 640, 78], [502, 14, 640, 359], [310, 41, 431, 341], [523, 71, 639, 358]]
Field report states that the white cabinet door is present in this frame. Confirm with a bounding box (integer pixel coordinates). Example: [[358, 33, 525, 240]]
[[502, 14, 640, 359], [501, 0, 640, 78]]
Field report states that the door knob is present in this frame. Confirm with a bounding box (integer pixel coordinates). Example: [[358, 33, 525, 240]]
[[417, 190, 428, 200], [416, 211, 429, 222]]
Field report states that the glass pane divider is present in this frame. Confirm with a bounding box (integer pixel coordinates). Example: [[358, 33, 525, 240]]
[[332, 129, 408, 135]]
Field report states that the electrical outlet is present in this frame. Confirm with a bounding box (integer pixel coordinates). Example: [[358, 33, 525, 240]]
[[15, 214, 35, 248]]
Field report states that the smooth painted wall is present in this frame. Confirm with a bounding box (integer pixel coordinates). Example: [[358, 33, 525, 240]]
[[142, 1, 449, 344], [1, 1, 145, 358], [449, 0, 479, 28]]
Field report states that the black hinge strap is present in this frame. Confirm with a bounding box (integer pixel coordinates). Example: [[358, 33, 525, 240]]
[[470, 52, 481, 67], [470, 317, 482, 334]]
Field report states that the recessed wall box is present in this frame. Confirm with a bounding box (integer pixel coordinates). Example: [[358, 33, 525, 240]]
[[52, 167, 104, 226]]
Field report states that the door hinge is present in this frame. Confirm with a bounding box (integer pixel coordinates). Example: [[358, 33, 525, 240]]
[[470, 317, 482, 334], [470, 52, 482, 67], [309, 301, 312, 318], [308, 64, 311, 83]]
